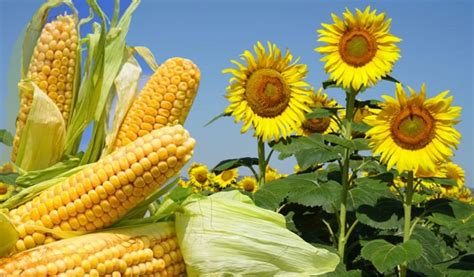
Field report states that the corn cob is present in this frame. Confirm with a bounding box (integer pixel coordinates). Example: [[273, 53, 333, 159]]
[[0, 222, 186, 276], [114, 57, 200, 149], [7, 125, 195, 252], [11, 14, 78, 163]]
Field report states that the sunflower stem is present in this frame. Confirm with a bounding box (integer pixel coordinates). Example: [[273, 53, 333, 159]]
[[337, 90, 357, 261], [257, 139, 266, 187], [400, 171, 414, 277]]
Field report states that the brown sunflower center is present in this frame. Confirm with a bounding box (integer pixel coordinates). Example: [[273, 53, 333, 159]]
[[391, 106, 435, 150], [221, 170, 233, 181], [246, 69, 291, 117], [195, 172, 207, 183], [302, 118, 331, 134], [339, 30, 377, 67], [0, 184, 7, 194], [244, 181, 256, 192]]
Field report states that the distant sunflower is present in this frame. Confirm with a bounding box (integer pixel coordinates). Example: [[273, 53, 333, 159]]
[[214, 168, 239, 188], [365, 83, 461, 174], [239, 176, 258, 193], [223, 41, 313, 142], [316, 6, 401, 90], [298, 88, 340, 136], [441, 162, 464, 187], [188, 163, 210, 188], [265, 166, 281, 182]]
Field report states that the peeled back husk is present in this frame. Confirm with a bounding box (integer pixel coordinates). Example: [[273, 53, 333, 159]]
[[175, 191, 340, 276]]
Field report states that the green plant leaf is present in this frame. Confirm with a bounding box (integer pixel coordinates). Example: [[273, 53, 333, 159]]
[[419, 177, 457, 187], [0, 173, 19, 185], [351, 122, 371, 134], [410, 226, 445, 264], [254, 180, 291, 211], [287, 179, 341, 208], [356, 198, 404, 230], [408, 256, 443, 277], [354, 99, 381, 109], [425, 199, 474, 236], [348, 173, 393, 209], [295, 148, 339, 169], [168, 186, 193, 203], [323, 134, 370, 151], [434, 254, 474, 276], [361, 239, 423, 273], [15, 156, 80, 187], [204, 112, 230, 126], [306, 107, 338, 119], [0, 130, 13, 147], [211, 157, 259, 173]]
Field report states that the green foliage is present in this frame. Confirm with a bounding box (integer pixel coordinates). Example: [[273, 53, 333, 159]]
[[361, 239, 423, 273], [0, 129, 13, 147], [211, 157, 259, 173]]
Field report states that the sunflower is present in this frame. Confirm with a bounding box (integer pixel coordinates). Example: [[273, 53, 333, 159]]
[[188, 163, 210, 188], [457, 187, 473, 203], [223, 41, 313, 142], [315, 6, 401, 90], [298, 88, 340, 136], [177, 179, 190, 188], [214, 168, 239, 188], [265, 166, 282, 182], [440, 162, 464, 187], [365, 83, 461, 174], [238, 176, 258, 193]]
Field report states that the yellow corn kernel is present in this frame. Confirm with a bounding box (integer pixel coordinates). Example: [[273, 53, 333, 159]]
[[11, 14, 78, 162], [114, 58, 200, 148], [0, 223, 184, 276], [7, 125, 195, 252]]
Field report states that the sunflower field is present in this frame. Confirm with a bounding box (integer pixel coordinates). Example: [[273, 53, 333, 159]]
[[0, 1, 473, 276]]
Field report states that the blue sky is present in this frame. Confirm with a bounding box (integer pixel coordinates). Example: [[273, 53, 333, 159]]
[[0, 0, 472, 186]]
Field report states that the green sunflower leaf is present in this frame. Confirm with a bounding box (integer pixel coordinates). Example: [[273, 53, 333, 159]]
[[211, 157, 259, 174], [361, 239, 423, 273], [204, 112, 230, 126], [0, 173, 19, 186], [0, 130, 13, 147], [306, 107, 338, 119]]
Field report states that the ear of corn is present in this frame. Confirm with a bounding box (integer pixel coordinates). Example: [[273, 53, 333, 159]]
[[113, 57, 200, 149], [11, 14, 79, 164], [4, 125, 195, 254], [0, 222, 186, 276]]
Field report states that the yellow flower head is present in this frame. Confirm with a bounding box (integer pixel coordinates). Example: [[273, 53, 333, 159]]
[[188, 163, 210, 188], [265, 166, 281, 182], [365, 83, 461, 174], [316, 6, 401, 90], [238, 176, 258, 193], [224, 41, 313, 142], [458, 187, 473, 203], [440, 162, 465, 187], [178, 179, 190, 188], [298, 88, 340, 136], [214, 168, 239, 188]]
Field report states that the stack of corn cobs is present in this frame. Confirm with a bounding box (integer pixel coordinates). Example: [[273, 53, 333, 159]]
[[0, 1, 341, 276], [1, 0, 197, 275]]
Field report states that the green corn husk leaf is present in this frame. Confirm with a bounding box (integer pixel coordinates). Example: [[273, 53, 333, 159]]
[[175, 191, 340, 276], [0, 164, 86, 210], [102, 53, 142, 156], [15, 155, 80, 187], [133, 46, 159, 71], [15, 81, 66, 171], [0, 212, 18, 257]]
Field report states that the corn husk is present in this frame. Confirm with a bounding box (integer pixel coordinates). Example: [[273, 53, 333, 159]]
[[0, 213, 18, 257], [102, 54, 142, 156], [15, 82, 66, 171], [175, 191, 340, 276]]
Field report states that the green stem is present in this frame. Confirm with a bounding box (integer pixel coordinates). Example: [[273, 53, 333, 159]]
[[257, 139, 266, 187], [400, 171, 414, 277], [338, 90, 357, 260]]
